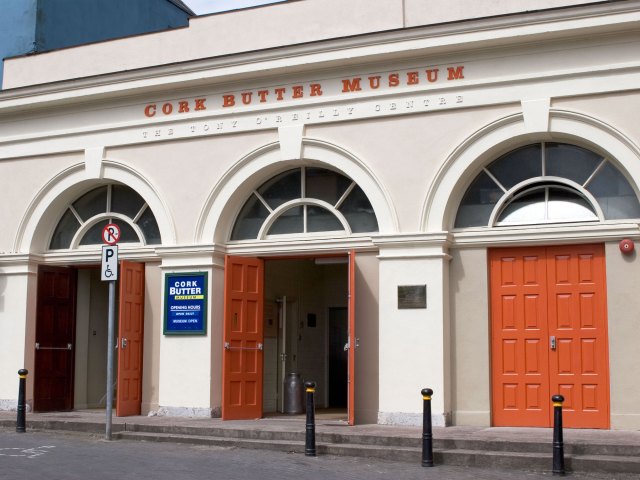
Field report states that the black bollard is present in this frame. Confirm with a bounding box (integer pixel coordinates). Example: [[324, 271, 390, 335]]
[[304, 381, 316, 457], [552, 394, 565, 476], [16, 369, 28, 433], [421, 388, 434, 467]]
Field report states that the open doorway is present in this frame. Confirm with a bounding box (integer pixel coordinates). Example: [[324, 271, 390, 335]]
[[262, 258, 348, 419], [33, 262, 144, 416]]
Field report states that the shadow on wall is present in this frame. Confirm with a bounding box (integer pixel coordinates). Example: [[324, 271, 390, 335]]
[[0, 270, 6, 312]]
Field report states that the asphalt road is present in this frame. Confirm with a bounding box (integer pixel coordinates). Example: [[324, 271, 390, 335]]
[[0, 429, 636, 480]]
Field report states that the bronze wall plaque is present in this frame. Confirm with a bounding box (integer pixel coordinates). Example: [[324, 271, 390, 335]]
[[398, 285, 427, 309]]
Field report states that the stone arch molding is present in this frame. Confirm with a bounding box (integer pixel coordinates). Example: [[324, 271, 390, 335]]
[[196, 138, 398, 244], [421, 110, 640, 232], [15, 160, 177, 253]]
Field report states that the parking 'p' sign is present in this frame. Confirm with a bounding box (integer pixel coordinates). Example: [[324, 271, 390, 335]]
[[102, 223, 121, 245]]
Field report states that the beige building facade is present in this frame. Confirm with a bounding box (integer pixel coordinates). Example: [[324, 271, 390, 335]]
[[1, 0, 640, 429]]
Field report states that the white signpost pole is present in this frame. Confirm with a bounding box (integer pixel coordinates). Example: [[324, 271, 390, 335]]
[[101, 223, 120, 440]]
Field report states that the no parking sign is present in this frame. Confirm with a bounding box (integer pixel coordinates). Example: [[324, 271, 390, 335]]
[[101, 223, 120, 281]]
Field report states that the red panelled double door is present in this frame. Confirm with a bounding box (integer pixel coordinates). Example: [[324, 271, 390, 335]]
[[490, 245, 610, 429]]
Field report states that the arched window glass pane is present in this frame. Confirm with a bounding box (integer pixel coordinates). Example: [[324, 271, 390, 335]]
[[307, 206, 344, 232], [498, 189, 546, 224], [587, 162, 640, 219], [338, 184, 379, 233], [231, 195, 270, 240], [112, 184, 145, 218], [49, 184, 161, 249], [268, 206, 303, 235], [455, 170, 503, 228], [498, 186, 598, 225], [456, 142, 640, 228], [73, 186, 108, 221], [79, 220, 139, 246], [487, 145, 542, 190], [258, 169, 301, 209], [305, 168, 351, 205], [136, 207, 161, 244], [50, 210, 81, 249], [547, 188, 597, 221], [545, 143, 601, 185]]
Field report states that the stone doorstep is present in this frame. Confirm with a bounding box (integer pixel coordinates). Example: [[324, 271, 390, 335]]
[[2, 418, 640, 474]]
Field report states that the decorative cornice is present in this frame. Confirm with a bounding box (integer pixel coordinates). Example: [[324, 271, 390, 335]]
[[451, 222, 640, 247]]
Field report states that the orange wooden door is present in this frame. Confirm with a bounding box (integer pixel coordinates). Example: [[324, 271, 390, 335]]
[[347, 250, 356, 425], [490, 248, 551, 427], [546, 245, 609, 429], [222, 255, 264, 420], [116, 261, 145, 417], [490, 245, 609, 428]]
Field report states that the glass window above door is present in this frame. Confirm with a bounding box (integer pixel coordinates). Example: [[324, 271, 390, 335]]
[[455, 142, 640, 228], [231, 167, 378, 240], [49, 184, 161, 249]]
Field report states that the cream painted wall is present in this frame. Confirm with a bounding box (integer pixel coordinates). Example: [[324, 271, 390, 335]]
[[605, 241, 640, 429], [307, 106, 517, 232], [142, 262, 161, 414], [553, 92, 640, 157], [158, 265, 213, 416], [209, 265, 224, 417], [354, 252, 380, 424], [108, 131, 276, 245], [2, 0, 605, 89], [0, 153, 82, 252], [404, 0, 599, 28], [0, 272, 31, 409], [378, 249, 450, 426], [449, 247, 491, 426], [2, 0, 404, 88]]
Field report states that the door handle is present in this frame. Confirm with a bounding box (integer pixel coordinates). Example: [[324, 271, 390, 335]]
[[121, 337, 128, 349], [550, 336, 556, 351]]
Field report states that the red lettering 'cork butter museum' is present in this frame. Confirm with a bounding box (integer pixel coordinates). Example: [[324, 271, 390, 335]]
[[2, 0, 640, 431]]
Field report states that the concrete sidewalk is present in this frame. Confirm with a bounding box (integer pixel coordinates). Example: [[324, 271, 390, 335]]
[[2, 409, 640, 443], [2, 410, 640, 475]]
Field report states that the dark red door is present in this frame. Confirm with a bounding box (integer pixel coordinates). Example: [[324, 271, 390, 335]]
[[34, 266, 77, 412], [222, 255, 264, 420], [116, 261, 145, 416]]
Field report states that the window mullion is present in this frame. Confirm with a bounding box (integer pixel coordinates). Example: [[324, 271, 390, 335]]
[[335, 182, 356, 209], [68, 206, 84, 225], [484, 168, 508, 193], [583, 159, 607, 188], [254, 191, 274, 213], [133, 203, 148, 223]]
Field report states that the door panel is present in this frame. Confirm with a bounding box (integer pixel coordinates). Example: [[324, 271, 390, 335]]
[[223, 256, 264, 420], [34, 267, 77, 412], [490, 248, 550, 427], [546, 245, 609, 428], [347, 250, 356, 425], [116, 261, 145, 417], [490, 245, 609, 428]]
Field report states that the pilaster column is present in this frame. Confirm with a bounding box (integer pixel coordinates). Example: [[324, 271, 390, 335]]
[[373, 233, 452, 426]]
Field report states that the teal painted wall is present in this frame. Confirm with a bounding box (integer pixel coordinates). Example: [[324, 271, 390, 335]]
[[0, 0, 37, 87], [1, 0, 192, 89]]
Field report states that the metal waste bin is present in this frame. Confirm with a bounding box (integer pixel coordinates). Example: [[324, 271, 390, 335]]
[[283, 372, 305, 414]]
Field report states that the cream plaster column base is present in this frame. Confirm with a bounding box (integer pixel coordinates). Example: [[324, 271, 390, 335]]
[[156, 246, 224, 416], [0, 256, 38, 409], [373, 234, 452, 427], [378, 411, 450, 427]]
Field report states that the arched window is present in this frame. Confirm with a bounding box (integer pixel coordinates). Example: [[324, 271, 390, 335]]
[[49, 184, 161, 249], [455, 142, 640, 228], [231, 167, 378, 240]]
